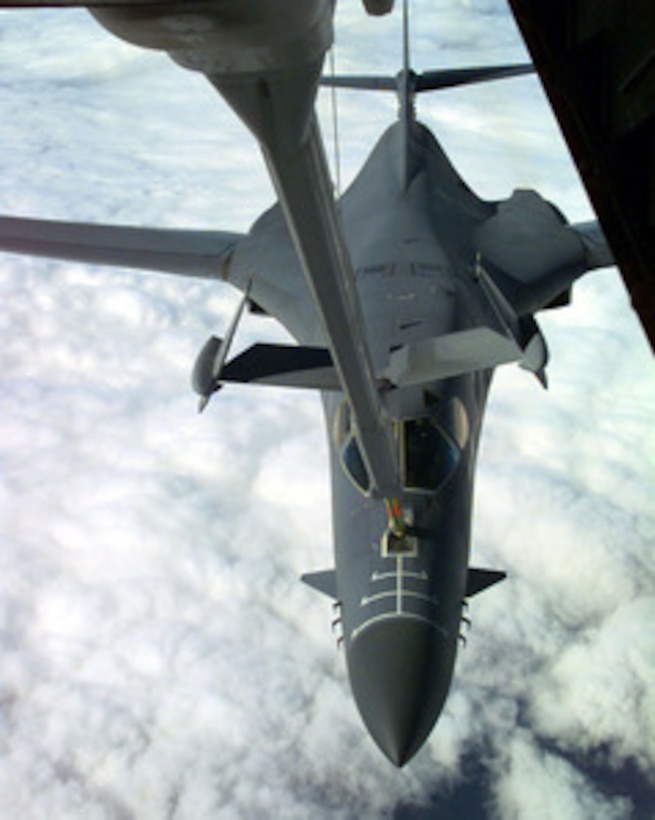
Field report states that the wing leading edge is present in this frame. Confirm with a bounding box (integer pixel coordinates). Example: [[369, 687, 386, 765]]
[[0, 215, 243, 279]]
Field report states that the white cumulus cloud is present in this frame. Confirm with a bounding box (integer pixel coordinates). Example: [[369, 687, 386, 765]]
[[0, 2, 654, 818]]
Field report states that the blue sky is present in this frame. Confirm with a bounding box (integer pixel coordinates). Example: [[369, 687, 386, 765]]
[[0, 2, 654, 817]]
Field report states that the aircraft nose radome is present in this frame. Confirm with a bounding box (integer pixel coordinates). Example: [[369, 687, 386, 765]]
[[347, 618, 454, 767]]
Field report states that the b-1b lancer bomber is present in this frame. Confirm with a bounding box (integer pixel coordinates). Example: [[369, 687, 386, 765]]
[[0, 0, 614, 765]]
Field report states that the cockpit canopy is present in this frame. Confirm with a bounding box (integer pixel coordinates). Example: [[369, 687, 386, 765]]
[[333, 396, 470, 496], [401, 417, 459, 492], [334, 402, 372, 494]]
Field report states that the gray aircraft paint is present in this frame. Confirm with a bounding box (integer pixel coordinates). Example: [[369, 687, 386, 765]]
[[0, 0, 613, 766], [222, 118, 605, 764]]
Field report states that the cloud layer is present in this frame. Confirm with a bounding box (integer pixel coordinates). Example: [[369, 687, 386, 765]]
[[1, 2, 654, 817]]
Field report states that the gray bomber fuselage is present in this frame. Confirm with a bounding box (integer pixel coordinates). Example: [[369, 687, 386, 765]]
[[329, 123, 492, 765], [0, 0, 613, 774], [232, 120, 495, 764]]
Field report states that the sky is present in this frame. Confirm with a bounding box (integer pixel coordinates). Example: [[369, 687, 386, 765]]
[[1, 2, 654, 818]]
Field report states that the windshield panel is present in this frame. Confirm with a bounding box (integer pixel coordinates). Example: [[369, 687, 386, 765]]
[[342, 437, 371, 494], [402, 417, 460, 492], [333, 400, 372, 495]]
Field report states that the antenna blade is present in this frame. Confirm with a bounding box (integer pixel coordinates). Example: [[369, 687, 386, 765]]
[[320, 76, 396, 91], [416, 63, 534, 92]]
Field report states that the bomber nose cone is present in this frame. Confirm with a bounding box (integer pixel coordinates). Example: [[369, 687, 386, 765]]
[[347, 618, 454, 766]]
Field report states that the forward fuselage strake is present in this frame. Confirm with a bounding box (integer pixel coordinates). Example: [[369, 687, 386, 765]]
[[234, 122, 494, 765]]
